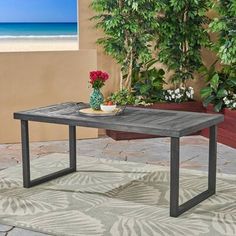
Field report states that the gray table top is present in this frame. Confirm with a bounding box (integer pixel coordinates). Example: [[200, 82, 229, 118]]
[[14, 102, 224, 137]]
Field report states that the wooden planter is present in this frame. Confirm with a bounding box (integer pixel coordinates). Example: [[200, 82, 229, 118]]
[[106, 101, 205, 140], [201, 105, 236, 149]]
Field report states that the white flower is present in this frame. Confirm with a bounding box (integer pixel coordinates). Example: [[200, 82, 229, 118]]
[[165, 96, 168, 100], [225, 100, 230, 105], [233, 103, 236, 108], [186, 91, 191, 98], [175, 88, 180, 94], [172, 94, 175, 99], [189, 87, 193, 90]]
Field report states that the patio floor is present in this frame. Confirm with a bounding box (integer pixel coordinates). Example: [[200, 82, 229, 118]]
[[0, 135, 235, 235]]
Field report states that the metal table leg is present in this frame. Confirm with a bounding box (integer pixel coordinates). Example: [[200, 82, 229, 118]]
[[21, 120, 31, 188], [170, 125, 217, 217], [21, 120, 77, 188]]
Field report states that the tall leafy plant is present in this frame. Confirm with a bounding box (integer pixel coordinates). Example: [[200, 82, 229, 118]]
[[91, 0, 161, 90], [200, 0, 236, 112], [156, 0, 211, 87], [209, 0, 236, 65]]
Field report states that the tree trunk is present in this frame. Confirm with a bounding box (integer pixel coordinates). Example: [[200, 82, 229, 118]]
[[121, 37, 133, 91]]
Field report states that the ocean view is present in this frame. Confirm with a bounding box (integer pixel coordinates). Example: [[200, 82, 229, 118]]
[[0, 23, 77, 38], [0, 0, 78, 51], [0, 22, 78, 52]]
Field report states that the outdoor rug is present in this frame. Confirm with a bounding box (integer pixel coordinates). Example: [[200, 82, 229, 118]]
[[0, 154, 235, 236]]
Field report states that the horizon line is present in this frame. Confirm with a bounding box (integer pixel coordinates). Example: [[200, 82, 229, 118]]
[[0, 22, 77, 24]]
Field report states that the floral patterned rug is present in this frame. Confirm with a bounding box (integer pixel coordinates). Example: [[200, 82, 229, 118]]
[[0, 154, 235, 236]]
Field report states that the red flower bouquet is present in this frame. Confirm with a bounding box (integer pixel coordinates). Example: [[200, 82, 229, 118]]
[[89, 71, 109, 89]]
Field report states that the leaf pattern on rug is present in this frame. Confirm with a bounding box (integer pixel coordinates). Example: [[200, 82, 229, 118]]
[[18, 210, 105, 236], [212, 203, 236, 236], [0, 154, 235, 236], [0, 177, 21, 190], [163, 187, 204, 205], [72, 192, 109, 211], [77, 162, 125, 173], [139, 170, 169, 184], [202, 192, 236, 206], [0, 189, 69, 215], [109, 206, 209, 236], [106, 181, 161, 205], [51, 171, 125, 186]]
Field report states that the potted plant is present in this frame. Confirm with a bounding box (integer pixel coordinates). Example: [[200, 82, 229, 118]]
[[106, 60, 203, 140], [200, 0, 236, 148], [200, 64, 236, 148]]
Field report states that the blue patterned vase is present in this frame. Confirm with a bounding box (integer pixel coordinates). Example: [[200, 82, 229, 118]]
[[89, 88, 104, 110]]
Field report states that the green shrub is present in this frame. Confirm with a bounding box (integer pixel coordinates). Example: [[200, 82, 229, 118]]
[[200, 63, 236, 112], [132, 59, 166, 103]]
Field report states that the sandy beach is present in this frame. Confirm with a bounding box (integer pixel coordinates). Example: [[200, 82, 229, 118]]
[[0, 37, 78, 52]]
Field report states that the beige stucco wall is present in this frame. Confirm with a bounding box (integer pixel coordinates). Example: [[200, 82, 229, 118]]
[[0, 50, 99, 143]]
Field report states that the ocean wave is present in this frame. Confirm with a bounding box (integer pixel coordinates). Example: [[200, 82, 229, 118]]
[[0, 35, 78, 39]]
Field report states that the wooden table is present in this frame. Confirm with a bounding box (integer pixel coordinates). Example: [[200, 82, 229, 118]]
[[14, 102, 224, 217]]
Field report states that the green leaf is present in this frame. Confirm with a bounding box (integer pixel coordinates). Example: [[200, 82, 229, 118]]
[[210, 74, 219, 91], [229, 77, 236, 86], [140, 84, 151, 94], [203, 95, 215, 107], [200, 87, 213, 98], [214, 101, 223, 112], [198, 66, 207, 74], [216, 89, 228, 98]]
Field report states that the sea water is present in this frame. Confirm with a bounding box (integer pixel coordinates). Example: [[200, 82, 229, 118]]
[[0, 23, 77, 38]]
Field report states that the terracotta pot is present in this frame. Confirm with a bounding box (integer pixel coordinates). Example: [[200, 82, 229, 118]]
[[202, 105, 236, 149], [224, 108, 236, 119], [146, 101, 205, 112], [106, 101, 205, 140]]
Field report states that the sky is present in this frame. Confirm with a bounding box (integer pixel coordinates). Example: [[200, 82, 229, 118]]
[[0, 0, 77, 23]]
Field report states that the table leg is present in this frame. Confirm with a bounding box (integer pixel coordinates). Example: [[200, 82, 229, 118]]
[[21, 120, 31, 188], [21, 122, 77, 188], [208, 125, 217, 194], [69, 125, 77, 171], [170, 137, 180, 217], [170, 125, 217, 217]]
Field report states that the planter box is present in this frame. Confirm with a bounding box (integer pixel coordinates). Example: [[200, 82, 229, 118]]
[[106, 101, 205, 140], [201, 105, 236, 149]]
